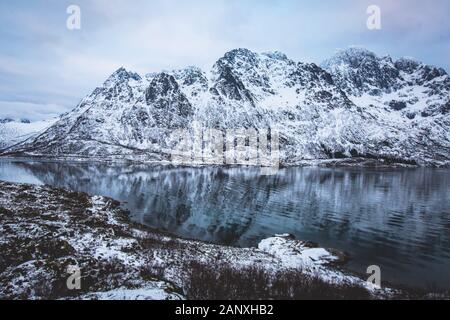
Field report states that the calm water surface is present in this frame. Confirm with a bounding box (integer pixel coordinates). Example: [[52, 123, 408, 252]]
[[0, 159, 449, 290]]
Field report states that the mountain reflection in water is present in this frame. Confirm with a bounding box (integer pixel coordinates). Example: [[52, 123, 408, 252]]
[[0, 159, 449, 290]]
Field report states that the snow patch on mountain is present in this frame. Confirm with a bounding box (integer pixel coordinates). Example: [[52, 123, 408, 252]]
[[0, 118, 58, 149], [3, 47, 449, 166]]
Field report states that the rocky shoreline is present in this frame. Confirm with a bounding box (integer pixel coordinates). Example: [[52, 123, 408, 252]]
[[0, 180, 444, 300], [3, 155, 449, 170]]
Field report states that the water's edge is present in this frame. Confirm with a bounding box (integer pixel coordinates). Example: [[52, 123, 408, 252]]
[[1, 158, 449, 290]]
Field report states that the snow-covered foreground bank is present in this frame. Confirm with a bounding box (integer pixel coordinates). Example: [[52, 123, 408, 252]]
[[0, 180, 439, 300]]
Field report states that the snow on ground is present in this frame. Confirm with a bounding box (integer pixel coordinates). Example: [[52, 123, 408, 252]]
[[259, 235, 340, 268], [0, 180, 401, 300], [79, 282, 183, 300], [258, 235, 389, 293]]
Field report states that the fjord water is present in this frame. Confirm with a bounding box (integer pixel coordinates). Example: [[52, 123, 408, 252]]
[[1, 159, 449, 290]]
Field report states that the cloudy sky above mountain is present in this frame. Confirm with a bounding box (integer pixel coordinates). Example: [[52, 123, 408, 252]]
[[0, 0, 449, 121]]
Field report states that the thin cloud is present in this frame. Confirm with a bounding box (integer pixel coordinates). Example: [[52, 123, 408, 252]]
[[0, 0, 448, 121], [0, 100, 66, 121]]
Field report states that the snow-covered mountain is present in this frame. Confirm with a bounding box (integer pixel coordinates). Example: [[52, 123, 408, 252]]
[[2, 47, 449, 166], [0, 118, 58, 149], [322, 47, 450, 165]]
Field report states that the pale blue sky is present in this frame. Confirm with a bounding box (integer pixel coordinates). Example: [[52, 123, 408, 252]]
[[1, 0, 449, 120]]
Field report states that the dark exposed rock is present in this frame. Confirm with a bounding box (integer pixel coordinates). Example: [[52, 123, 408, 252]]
[[146, 73, 180, 104], [389, 100, 407, 111], [0, 118, 14, 124], [441, 101, 450, 115], [395, 57, 421, 74], [2, 47, 449, 166], [322, 47, 402, 96], [212, 62, 255, 103], [406, 112, 416, 120]]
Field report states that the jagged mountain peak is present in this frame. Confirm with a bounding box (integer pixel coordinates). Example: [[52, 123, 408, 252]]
[[323, 47, 449, 94], [2, 47, 449, 166], [172, 65, 204, 76], [262, 51, 289, 61], [322, 47, 379, 68], [223, 48, 258, 61], [212, 49, 260, 77], [215, 48, 292, 72], [322, 47, 403, 96], [168, 67, 209, 103], [394, 56, 447, 80], [218, 48, 292, 66], [323, 47, 449, 119], [394, 57, 422, 74], [170, 66, 207, 85], [210, 48, 298, 98], [103, 67, 142, 87], [221, 48, 290, 63]]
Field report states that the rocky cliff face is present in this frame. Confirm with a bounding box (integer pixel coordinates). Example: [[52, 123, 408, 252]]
[[322, 47, 450, 164], [3, 47, 450, 166]]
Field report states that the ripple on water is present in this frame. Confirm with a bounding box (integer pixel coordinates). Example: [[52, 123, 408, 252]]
[[0, 160, 449, 290]]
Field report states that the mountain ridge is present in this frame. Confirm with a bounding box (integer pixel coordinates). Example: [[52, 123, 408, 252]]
[[2, 47, 449, 166]]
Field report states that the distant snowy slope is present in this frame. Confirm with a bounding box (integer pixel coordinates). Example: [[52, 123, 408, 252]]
[[0, 118, 58, 149]]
